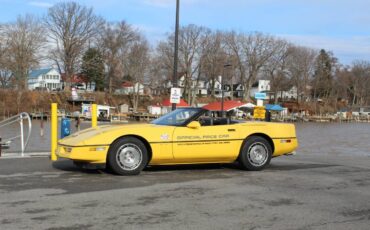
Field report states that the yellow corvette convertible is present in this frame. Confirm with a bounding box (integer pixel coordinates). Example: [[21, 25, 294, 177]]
[[57, 108, 298, 175]]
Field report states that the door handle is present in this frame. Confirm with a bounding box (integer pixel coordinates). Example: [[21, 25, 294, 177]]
[[227, 129, 236, 132]]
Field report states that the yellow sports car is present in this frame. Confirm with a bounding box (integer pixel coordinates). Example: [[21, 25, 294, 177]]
[[57, 108, 298, 175]]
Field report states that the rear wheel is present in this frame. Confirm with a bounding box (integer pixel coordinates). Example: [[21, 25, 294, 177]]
[[107, 137, 148, 175], [239, 136, 272, 171]]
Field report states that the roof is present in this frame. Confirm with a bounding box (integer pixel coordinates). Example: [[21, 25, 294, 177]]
[[203, 100, 250, 111], [122, 81, 134, 87], [233, 83, 243, 91], [29, 68, 53, 78], [161, 99, 189, 107], [265, 104, 284, 111]]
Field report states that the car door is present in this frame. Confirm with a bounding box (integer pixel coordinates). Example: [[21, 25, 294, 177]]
[[172, 123, 241, 163]]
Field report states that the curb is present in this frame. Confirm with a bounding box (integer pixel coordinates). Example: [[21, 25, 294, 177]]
[[0, 152, 50, 159]]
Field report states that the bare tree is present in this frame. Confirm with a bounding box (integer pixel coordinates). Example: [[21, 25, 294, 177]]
[[1, 15, 45, 90], [286, 46, 317, 103], [155, 24, 210, 104], [263, 39, 291, 103], [0, 26, 13, 88], [177, 25, 210, 104], [124, 36, 150, 111], [201, 31, 227, 98], [226, 32, 278, 100], [99, 21, 137, 93], [45, 1, 103, 89], [351, 60, 370, 106], [153, 39, 175, 92]]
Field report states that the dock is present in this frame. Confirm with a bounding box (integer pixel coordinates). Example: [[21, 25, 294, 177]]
[[129, 113, 159, 121]]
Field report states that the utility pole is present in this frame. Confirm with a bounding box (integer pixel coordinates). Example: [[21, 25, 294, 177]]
[[221, 64, 232, 117], [172, 0, 180, 111]]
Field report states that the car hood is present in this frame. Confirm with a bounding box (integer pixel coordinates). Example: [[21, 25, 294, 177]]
[[58, 123, 155, 146]]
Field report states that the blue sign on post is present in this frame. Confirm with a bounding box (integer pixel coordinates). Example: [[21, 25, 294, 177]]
[[254, 92, 267, 100], [61, 118, 71, 138]]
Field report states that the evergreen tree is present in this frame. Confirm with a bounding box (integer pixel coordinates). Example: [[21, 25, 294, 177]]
[[313, 49, 335, 100], [81, 48, 105, 91]]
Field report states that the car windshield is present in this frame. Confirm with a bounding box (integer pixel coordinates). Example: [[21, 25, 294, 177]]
[[151, 108, 203, 126]]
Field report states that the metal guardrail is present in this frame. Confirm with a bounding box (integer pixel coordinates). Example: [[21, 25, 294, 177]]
[[0, 113, 32, 156]]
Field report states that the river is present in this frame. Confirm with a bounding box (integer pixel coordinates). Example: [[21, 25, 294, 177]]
[[1, 120, 369, 157]]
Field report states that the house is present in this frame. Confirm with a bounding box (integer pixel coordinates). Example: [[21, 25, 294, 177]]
[[250, 80, 271, 98], [28, 68, 61, 91], [150, 86, 168, 96], [206, 76, 223, 98], [114, 81, 144, 95], [61, 73, 96, 91], [164, 74, 208, 97], [232, 84, 244, 98], [119, 104, 129, 113], [147, 105, 162, 115], [193, 79, 208, 97], [164, 73, 187, 94], [359, 107, 370, 116], [276, 86, 298, 101]]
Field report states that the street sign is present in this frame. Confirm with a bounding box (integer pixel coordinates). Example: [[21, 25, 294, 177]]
[[170, 87, 181, 104], [254, 92, 267, 100], [253, 106, 266, 119]]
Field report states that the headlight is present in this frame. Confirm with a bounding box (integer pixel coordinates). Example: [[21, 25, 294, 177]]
[[64, 147, 72, 153]]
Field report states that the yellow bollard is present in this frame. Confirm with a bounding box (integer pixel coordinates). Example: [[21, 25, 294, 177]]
[[51, 103, 58, 161], [91, 104, 97, 127]]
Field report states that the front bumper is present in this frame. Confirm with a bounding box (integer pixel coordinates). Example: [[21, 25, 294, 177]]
[[56, 144, 109, 163]]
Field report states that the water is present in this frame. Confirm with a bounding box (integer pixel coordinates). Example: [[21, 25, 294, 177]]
[[1, 120, 369, 156], [295, 122, 370, 157], [0, 120, 117, 153]]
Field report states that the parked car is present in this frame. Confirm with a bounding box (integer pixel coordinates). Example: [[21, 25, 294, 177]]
[[57, 107, 298, 175]]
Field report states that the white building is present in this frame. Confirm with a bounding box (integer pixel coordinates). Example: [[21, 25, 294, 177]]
[[147, 105, 161, 115], [250, 80, 271, 99], [81, 104, 114, 119], [28, 68, 61, 91], [165, 75, 208, 97], [206, 76, 223, 98], [277, 86, 298, 100], [114, 81, 145, 95]]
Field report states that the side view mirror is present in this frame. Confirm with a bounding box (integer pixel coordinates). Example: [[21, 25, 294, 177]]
[[187, 121, 201, 129]]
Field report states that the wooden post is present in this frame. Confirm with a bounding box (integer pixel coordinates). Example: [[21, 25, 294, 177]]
[[92, 104, 97, 127], [51, 103, 58, 161]]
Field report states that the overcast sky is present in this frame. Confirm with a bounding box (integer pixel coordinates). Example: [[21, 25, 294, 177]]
[[1, 0, 369, 65]]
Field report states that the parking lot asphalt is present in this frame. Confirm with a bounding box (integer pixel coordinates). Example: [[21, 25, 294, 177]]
[[0, 154, 369, 230]]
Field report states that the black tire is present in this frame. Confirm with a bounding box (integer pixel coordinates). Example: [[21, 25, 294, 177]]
[[107, 137, 148, 175], [239, 136, 272, 171]]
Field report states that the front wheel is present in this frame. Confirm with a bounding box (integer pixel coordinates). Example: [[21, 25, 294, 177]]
[[107, 137, 148, 175], [239, 136, 272, 171]]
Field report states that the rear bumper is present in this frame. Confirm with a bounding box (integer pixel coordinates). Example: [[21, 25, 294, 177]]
[[56, 144, 109, 163], [272, 138, 298, 157]]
